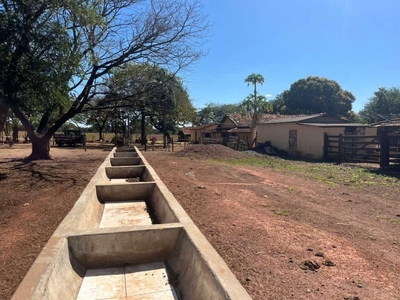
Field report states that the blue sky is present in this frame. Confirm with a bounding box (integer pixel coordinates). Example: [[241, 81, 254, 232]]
[[183, 0, 400, 113]]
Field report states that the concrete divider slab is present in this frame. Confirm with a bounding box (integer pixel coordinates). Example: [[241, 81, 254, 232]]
[[96, 182, 156, 203], [105, 165, 153, 181], [115, 147, 137, 152], [113, 152, 139, 157], [110, 157, 143, 166]]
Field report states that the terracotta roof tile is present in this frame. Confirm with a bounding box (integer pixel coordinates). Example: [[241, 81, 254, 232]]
[[226, 113, 326, 126]]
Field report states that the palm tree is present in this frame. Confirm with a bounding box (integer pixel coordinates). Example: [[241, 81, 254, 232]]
[[245, 73, 265, 103], [243, 73, 268, 148]]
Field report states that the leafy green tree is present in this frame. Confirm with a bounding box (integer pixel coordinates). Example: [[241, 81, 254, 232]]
[[275, 76, 355, 118], [271, 91, 288, 113], [104, 63, 196, 147], [1, 0, 209, 159], [141, 68, 196, 147], [243, 73, 271, 148], [359, 87, 400, 123], [241, 94, 272, 148], [197, 103, 242, 124]]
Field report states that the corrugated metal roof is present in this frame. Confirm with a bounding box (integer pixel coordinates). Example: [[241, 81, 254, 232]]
[[371, 117, 400, 126], [300, 123, 370, 127], [226, 113, 331, 127], [374, 123, 400, 127]]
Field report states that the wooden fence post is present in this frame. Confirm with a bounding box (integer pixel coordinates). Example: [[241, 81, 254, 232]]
[[380, 132, 390, 168], [337, 134, 343, 164], [323, 133, 328, 160]]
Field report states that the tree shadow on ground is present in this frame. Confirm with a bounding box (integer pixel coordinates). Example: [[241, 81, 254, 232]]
[[367, 166, 400, 180], [53, 142, 114, 152], [0, 159, 78, 188]]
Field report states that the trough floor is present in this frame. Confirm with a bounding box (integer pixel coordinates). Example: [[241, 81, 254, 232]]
[[77, 261, 178, 300], [108, 179, 141, 184], [99, 201, 152, 228]]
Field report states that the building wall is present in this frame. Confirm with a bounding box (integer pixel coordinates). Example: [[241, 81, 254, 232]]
[[189, 124, 219, 143], [257, 123, 374, 159]]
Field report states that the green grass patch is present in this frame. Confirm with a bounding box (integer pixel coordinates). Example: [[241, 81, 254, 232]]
[[222, 156, 399, 190]]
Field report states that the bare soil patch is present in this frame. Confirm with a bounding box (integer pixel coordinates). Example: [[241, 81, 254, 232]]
[[144, 147, 400, 300], [0, 143, 112, 300]]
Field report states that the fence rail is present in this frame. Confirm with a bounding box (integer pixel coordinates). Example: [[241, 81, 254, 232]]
[[324, 133, 400, 167]]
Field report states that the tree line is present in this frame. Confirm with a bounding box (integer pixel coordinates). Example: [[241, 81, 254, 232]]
[[198, 76, 400, 128]]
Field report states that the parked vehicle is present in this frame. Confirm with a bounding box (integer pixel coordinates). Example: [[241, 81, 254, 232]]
[[54, 130, 85, 147]]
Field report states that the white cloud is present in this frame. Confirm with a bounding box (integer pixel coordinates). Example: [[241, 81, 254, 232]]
[[265, 94, 272, 98]]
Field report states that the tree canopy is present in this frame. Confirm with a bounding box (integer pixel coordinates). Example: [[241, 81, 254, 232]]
[[196, 103, 242, 124], [273, 76, 355, 118], [97, 63, 196, 145], [0, 0, 209, 159], [359, 87, 400, 123]]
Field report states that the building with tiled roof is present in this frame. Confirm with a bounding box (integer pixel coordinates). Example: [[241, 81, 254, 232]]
[[257, 113, 375, 158]]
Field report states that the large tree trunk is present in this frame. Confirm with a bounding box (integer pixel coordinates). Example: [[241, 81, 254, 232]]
[[250, 125, 257, 148], [12, 124, 19, 142], [140, 111, 146, 145], [27, 137, 52, 160], [98, 126, 103, 141], [0, 104, 8, 134], [163, 109, 167, 148]]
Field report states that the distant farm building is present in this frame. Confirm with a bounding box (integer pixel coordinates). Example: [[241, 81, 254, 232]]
[[257, 113, 374, 159]]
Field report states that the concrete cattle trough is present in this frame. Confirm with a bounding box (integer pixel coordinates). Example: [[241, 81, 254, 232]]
[[13, 147, 251, 300]]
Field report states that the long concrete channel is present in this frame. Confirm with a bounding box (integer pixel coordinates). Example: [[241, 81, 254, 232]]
[[12, 147, 251, 299]]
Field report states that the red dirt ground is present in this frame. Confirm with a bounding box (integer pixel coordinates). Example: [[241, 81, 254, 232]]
[[0, 143, 113, 300], [1, 143, 399, 300]]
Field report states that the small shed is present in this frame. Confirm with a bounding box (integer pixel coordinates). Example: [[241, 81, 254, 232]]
[[216, 114, 277, 147], [181, 123, 218, 143], [257, 113, 374, 158], [177, 128, 192, 142], [372, 118, 400, 135]]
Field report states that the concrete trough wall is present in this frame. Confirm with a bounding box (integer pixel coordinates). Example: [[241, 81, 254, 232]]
[[113, 152, 138, 157], [68, 225, 183, 269], [105, 165, 153, 181], [115, 147, 137, 152], [96, 182, 156, 203], [12, 146, 251, 300], [110, 157, 143, 166]]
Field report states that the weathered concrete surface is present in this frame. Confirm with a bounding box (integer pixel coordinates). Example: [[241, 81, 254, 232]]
[[115, 147, 137, 152], [113, 152, 138, 157], [12, 146, 251, 300], [99, 201, 152, 228], [77, 262, 177, 300], [96, 182, 156, 202], [105, 165, 154, 181], [68, 225, 183, 268], [110, 157, 143, 166]]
